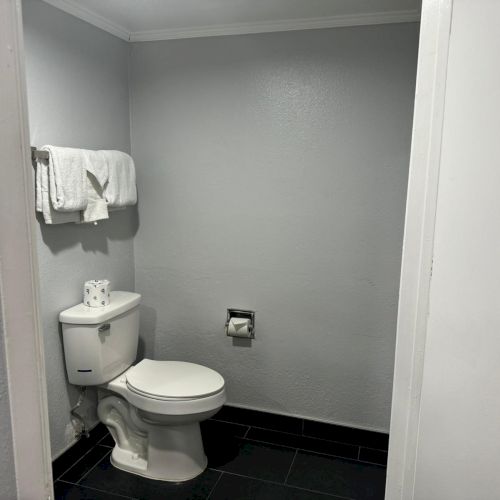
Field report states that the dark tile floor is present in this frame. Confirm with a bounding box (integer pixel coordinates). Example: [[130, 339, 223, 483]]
[[53, 407, 388, 500]]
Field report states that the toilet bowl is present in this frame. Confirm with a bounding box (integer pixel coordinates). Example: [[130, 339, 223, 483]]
[[98, 359, 225, 481], [59, 292, 226, 482]]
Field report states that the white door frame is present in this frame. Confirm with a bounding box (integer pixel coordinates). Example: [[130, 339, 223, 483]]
[[385, 0, 453, 498], [0, 0, 53, 498], [0, 0, 453, 498]]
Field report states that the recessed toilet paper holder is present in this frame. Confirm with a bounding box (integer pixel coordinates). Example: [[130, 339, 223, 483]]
[[225, 308, 255, 339]]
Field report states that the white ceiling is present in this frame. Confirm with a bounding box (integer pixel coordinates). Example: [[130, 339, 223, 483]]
[[42, 0, 421, 42]]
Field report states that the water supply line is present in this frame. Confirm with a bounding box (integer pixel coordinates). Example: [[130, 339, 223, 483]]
[[70, 386, 89, 439]]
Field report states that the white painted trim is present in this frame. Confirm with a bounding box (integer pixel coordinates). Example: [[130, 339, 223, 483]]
[[39, 0, 419, 42], [41, 0, 130, 40], [129, 10, 420, 42], [0, 0, 53, 498], [385, 0, 453, 499]]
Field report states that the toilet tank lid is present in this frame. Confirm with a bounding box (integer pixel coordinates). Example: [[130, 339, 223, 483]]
[[59, 291, 141, 324]]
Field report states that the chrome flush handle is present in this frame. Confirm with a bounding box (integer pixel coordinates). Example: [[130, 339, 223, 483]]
[[98, 323, 110, 333]]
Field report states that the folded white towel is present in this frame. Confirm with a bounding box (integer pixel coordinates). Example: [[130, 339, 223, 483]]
[[35, 158, 80, 224], [80, 173, 109, 224], [42, 145, 88, 212], [102, 151, 137, 208], [84, 150, 109, 189]]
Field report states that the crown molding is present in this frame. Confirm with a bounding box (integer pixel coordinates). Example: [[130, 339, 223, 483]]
[[130, 10, 420, 42], [41, 1, 419, 43], [41, 0, 130, 40]]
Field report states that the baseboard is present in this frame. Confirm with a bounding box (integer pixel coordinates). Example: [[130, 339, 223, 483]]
[[213, 404, 389, 452], [224, 402, 389, 434]]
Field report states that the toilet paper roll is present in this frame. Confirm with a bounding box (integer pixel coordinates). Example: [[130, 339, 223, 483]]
[[227, 317, 251, 338], [83, 279, 111, 307]]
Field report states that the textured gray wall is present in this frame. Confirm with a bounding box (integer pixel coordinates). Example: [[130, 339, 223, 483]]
[[130, 24, 418, 432], [23, 0, 137, 458], [0, 291, 17, 499]]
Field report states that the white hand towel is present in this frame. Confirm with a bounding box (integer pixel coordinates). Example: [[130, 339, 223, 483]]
[[42, 145, 88, 212], [80, 172, 109, 223], [102, 151, 137, 208], [35, 158, 80, 224], [84, 150, 109, 189]]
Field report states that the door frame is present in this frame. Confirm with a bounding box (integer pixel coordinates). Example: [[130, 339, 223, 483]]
[[385, 0, 453, 498], [0, 0, 53, 498]]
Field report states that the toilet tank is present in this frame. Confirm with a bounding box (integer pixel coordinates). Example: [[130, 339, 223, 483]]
[[60, 291, 141, 386]]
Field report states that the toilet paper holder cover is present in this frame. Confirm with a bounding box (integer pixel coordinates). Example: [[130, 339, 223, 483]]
[[225, 308, 255, 339]]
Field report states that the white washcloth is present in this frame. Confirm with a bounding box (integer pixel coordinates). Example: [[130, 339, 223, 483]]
[[43, 146, 88, 211], [80, 173, 109, 223], [102, 151, 137, 207], [35, 158, 80, 224], [84, 150, 109, 189]]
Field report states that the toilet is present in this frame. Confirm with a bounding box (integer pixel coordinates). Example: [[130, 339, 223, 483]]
[[59, 291, 226, 482]]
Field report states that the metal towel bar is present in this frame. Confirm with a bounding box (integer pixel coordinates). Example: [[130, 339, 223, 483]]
[[31, 146, 49, 161]]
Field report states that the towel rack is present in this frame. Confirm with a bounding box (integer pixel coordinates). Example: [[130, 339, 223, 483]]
[[31, 147, 49, 161]]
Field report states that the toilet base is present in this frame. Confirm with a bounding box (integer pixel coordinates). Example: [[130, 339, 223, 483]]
[[108, 421, 209, 482]]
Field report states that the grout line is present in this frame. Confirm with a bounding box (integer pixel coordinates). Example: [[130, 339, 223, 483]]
[[210, 470, 355, 500], [210, 418, 251, 428], [56, 480, 137, 499], [357, 446, 361, 460], [301, 419, 305, 435], [243, 426, 250, 438], [215, 418, 382, 451], [359, 444, 390, 452], [236, 435, 359, 462], [97, 436, 114, 448], [357, 458, 387, 467], [208, 468, 287, 487], [211, 417, 302, 436], [284, 449, 298, 484], [76, 449, 111, 484], [54, 443, 101, 481], [357, 447, 388, 466], [285, 482, 356, 500], [206, 471, 224, 499], [97, 433, 113, 445]]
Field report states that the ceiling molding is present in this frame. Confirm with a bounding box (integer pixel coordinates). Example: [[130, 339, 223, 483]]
[[41, 0, 130, 40], [129, 10, 420, 42], [40, 1, 419, 43]]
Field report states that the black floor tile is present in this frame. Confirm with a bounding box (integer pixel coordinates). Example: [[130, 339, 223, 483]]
[[99, 433, 115, 448], [202, 420, 251, 468], [59, 446, 111, 483], [79, 455, 221, 500], [303, 421, 389, 451], [213, 406, 303, 435], [208, 437, 296, 483], [52, 424, 110, 480], [92, 423, 111, 441], [287, 451, 386, 500], [54, 480, 135, 499], [210, 473, 345, 500], [201, 419, 249, 440], [246, 428, 358, 460], [358, 448, 388, 466]]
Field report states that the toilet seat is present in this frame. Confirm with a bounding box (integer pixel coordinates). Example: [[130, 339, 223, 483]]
[[126, 359, 225, 401], [103, 359, 226, 416]]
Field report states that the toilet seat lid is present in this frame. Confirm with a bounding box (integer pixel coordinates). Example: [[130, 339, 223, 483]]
[[125, 359, 225, 400]]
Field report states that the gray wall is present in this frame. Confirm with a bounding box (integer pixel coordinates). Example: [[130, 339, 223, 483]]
[[0, 294, 17, 499], [23, 0, 137, 458], [130, 24, 418, 432]]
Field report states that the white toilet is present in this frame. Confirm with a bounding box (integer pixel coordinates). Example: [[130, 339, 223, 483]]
[[59, 291, 226, 482]]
